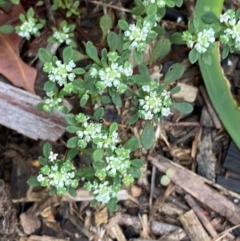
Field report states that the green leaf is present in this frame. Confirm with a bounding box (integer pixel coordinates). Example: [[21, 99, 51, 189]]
[[86, 41, 101, 65], [148, 38, 171, 63], [27, 7, 34, 19], [193, 16, 200, 29], [44, 81, 56, 92], [222, 46, 229, 59], [118, 19, 129, 30], [0, 24, 14, 34], [109, 122, 118, 134], [43, 142, 51, 158], [164, 63, 185, 84], [100, 14, 113, 34], [66, 126, 81, 133], [80, 94, 89, 107], [68, 188, 77, 197], [66, 148, 78, 160], [92, 149, 104, 162], [170, 85, 181, 95], [125, 137, 140, 151], [67, 137, 78, 148], [202, 52, 212, 66], [38, 48, 52, 63], [90, 199, 98, 207], [77, 167, 95, 177], [146, 3, 157, 16], [65, 114, 77, 125], [72, 68, 85, 74], [189, 48, 199, 64], [130, 74, 150, 86], [236, 8, 240, 20], [27, 176, 40, 187], [101, 95, 111, 105], [63, 46, 73, 64], [201, 11, 219, 24], [170, 32, 184, 44], [138, 64, 149, 76], [173, 102, 193, 114], [93, 161, 105, 169], [72, 50, 88, 62], [107, 32, 119, 51], [107, 198, 118, 212], [160, 175, 171, 186], [128, 113, 139, 125], [132, 5, 145, 16], [11, 0, 20, 3], [49, 187, 56, 196], [94, 107, 104, 119], [111, 92, 122, 107], [38, 156, 47, 166], [131, 159, 144, 167], [128, 167, 142, 178], [133, 50, 143, 63], [140, 121, 155, 150]]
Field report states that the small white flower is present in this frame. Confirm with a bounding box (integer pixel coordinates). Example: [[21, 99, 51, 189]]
[[142, 85, 150, 92], [162, 107, 171, 116], [49, 151, 58, 162], [37, 174, 45, 182]]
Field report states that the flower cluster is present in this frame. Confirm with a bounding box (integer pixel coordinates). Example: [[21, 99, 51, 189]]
[[95, 147, 134, 183], [74, 113, 120, 149], [84, 181, 120, 204], [37, 151, 78, 195], [142, 0, 173, 8], [182, 28, 215, 53], [89, 51, 133, 93], [15, 8, 44, 40], [43, 59, 76, 86], [138, 82, 172, 120], [123, 18, 157, 52], [42, 91, 64, 112], [48, 21, 75, 46], [219, 9, 240, 50]]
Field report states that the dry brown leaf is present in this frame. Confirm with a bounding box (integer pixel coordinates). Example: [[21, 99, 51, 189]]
[[0, 5, 37, 93]]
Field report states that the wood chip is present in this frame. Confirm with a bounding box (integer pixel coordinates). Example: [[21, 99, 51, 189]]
[[20, 213, 41, 235], [94, 207, 108, 226], [0, 80, 66, 141], [148, 155, 240, 225], [179, 210, 211, 241], [173, 83, 198, 103], [109, 224, 127, 241]]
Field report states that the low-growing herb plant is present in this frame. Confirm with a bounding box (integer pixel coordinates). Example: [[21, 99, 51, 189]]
[[6, 0, 240, 210]]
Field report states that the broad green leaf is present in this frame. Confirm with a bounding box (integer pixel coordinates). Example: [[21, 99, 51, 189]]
[[189, 48, 199, 64], [138, 64, 149, 76], [77, 167, 95, 177], [164, 63, 185, 83], [170, 85, 181, 95], [11, 0, 20, 3], [27, 176, 40, 187], [43, 142, 51, 158], [128, 113, 139, 125], [118, 19, 128, 30], [109, 122, 118, 134], [68, 188, 77, 197], [107, 198, 118, 212], [146, 3, 157, 16], [38, 156, 47, 166], [131, 159, 144, 167], [44, 81, 56, 92], [94, 107, 104, 119], [80, 94, 89, 107], [201, 11, 219, 24], [130, 74, 150, 86], [107, 32, 119, 51], [72, 50, 88, 62], [111, 92, 122, 107], [0, 24, 14, 34], [140, 121, 155, 150], [66, 148, 78, 160], [63, 46, 73, 64], [173, 102, 193, 114], [86, 41, 101, 65], [148, 38, 171, 63], [38, 48, 52, 63], [170, 32, 184, 44], [72, 68, 85, 74], [133, 50, 143, 63], [67, 137, 78, 148], [222, 46, 229, 59], [128, 166, 142, 178], [100, 14, 113, 34], [66, 126, 81, 133], [92, 149, 104, 162], [27, 7, 34, 19], [193, 16, 200, 29], [101, 95, 111, 105], [65, 114, 77, 125], [125, 137, 140, 151]]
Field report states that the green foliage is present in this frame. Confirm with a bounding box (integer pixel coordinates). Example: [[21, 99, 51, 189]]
[[140, 121, 155, 150]]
